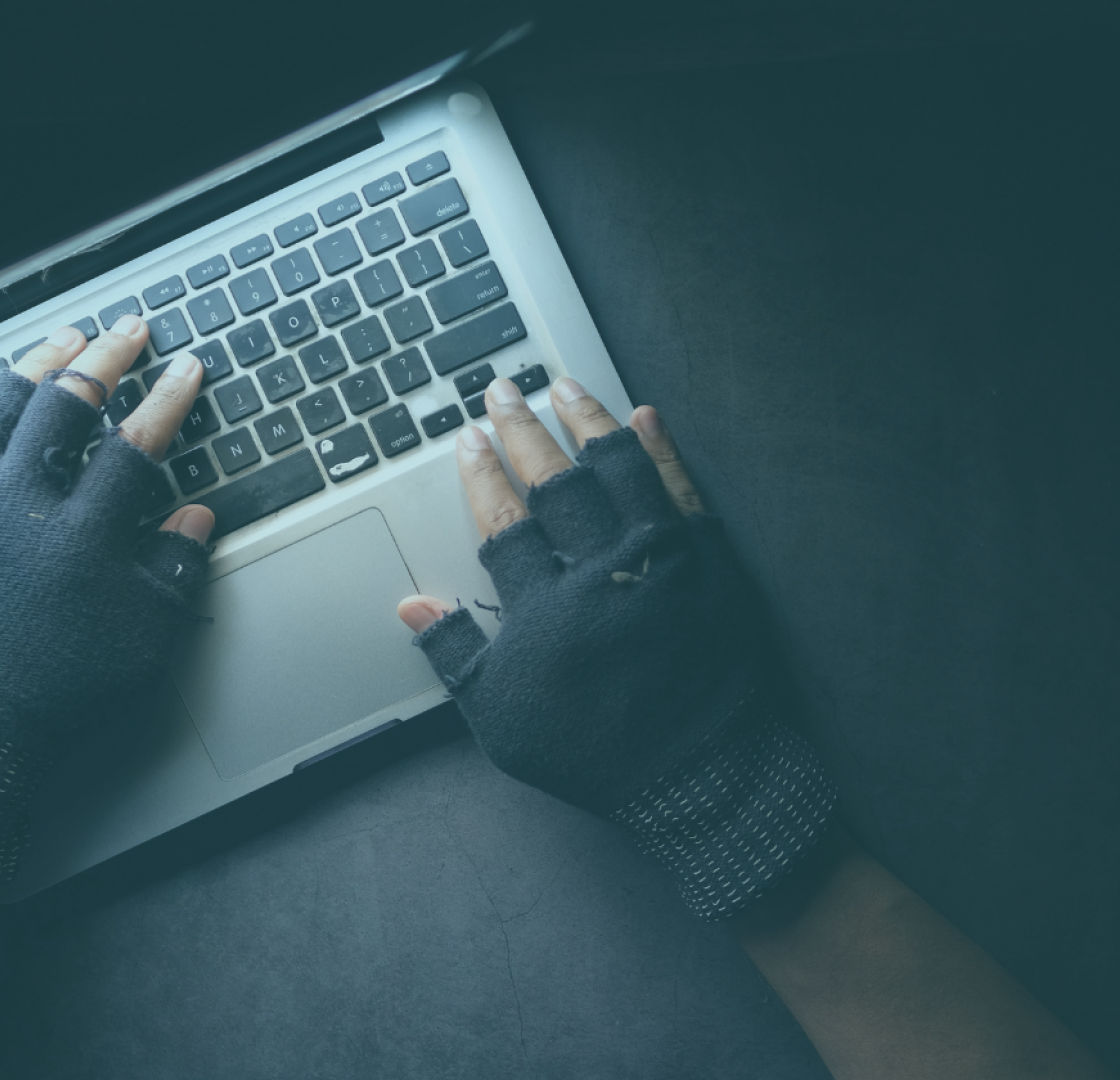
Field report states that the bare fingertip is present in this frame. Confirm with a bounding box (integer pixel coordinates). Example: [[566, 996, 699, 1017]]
[[632, 405, 662, 438], [111, 314, 145, 338], [170, 506, 215, 544], [459, 425, 490, 451], [396, 595, 451, 634], [47, 325, 84, 348], [166, 353, 201, 378]]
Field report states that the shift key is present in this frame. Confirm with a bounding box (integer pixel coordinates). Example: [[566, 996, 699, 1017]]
[[191, 448, 324, 539], [424, 302, 526, 376]]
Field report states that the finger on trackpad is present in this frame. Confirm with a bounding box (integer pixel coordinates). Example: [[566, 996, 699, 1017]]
[[170, 508, 438, 779]]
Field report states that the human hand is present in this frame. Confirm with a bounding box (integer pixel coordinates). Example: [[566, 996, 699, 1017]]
[[0, 318, 216, 882], [398, 376, 705, 632], [398, 377, 835, 920]]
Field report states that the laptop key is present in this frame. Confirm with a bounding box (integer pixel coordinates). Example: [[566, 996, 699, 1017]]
[[338, 368, 388, 414], [313, 227, 363, 276], [383, 298, 432, 344], [189, 340, 233, 385], [98, 296, 142, 330], [186, 254, 230, 289], [71, 316, 99, 341], [420, 403, 464, 438], [275, 213, 317, 248], [427, 261, 506, 325], [462, 391, 488, 419], [312, 280, 360, 327], [298, 337, 348, 384], [368, 404, 421, 458], [353, 260, 402, 307], [212, 427, 262, 475], [356, 208, 405, 255], [439, 219, 488, 268], [340, 315, 390, 364], [453, 362, 495, 398], [398, 178, 468, 236], [105, 378, 143, 424], [362, 171, 405, 206], [147, 308, 193, 356], [143, 275, 186, 309], [509, 364, 550, 397], [297, 386, 345, 434], [142, 360, 171, 391], [191, 448, 325, 540], [128, 346, 152, 372], [406, 151, 450, 185], [229, 268, 279, 316], [381, 347, 430, 395], [254, 405, 303, 454], [317, 424, 377, 482], [11, 339, 46, 363], [272, 248, 320, 296], [179, 396, 221, 444], [257, 354, 305, 403], [230, 233, 273, 268], [214, 375, 263, 423], [270, 300, 317, 347], [397, 240, 445, 288], [186, 287, 235, 335], [169, 446, 218, 495], [318, 191, 362, 227], [228, 319, 276, 366], [424, 302, 526, 376]]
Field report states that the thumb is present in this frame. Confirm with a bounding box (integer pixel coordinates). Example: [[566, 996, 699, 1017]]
[[397, 594, 455, 634], [159, 504, 215, 545]]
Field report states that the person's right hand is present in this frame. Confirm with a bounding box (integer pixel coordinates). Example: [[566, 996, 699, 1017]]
[[398, 377, 836, 920]]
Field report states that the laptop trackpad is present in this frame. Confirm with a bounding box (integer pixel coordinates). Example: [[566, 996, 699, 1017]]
[[170, 508, 439, 779]]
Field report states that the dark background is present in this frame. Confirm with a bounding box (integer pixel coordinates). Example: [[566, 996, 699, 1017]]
[[2, 2, 1119, 1076]]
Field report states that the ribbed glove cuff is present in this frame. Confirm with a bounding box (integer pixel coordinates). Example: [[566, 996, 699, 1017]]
[[610, 708, 837, 920]]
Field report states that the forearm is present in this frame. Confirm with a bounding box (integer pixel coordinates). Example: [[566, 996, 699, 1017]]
[[730, 826, 1114, 1080]]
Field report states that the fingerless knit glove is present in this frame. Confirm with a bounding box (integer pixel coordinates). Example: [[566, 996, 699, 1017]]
[[0, 368, 210, 884], [417, 427, 836, 920]]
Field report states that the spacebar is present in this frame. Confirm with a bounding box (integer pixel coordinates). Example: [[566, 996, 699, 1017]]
[[193, 448, 325, 539]]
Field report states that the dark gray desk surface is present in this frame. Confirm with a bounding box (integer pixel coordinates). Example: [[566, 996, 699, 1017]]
[[2, 24, 1119, 1080]]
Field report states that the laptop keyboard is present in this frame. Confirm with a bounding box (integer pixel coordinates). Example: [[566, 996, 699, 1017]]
[[3, 150, 547, 541]]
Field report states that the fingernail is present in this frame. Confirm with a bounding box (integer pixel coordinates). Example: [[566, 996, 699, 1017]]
[[635, 407, 662, 437], [178, 507, 214, 544], [459, 425, 491, 451], [47, 325, 82, 348], [397, 597, 449, 635], [111, 313, 144, 337], [166, 353, 200, 377], [554, 377, 587, 403], [487, 377, 520, 406]]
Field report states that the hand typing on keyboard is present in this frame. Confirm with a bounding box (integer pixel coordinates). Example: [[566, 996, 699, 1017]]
[[0, 316, 214, 883], [397, 378, 837, 921]]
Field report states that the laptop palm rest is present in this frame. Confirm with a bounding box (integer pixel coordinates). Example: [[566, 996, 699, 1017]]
[[170, 507, 439, 779]]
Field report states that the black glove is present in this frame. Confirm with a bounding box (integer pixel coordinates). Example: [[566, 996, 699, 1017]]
[[0, 368, 210, 883], [416, 427, 836, 920]]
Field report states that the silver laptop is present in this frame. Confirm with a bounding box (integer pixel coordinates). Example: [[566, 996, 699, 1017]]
[[0, 41, 632, 902]]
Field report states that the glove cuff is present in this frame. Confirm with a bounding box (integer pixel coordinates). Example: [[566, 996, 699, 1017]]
[[610, 710, 837, 921], [0, 724, 53, 886]]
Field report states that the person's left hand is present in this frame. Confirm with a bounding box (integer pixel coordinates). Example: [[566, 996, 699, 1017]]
[[0, 318, 215, 882]]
